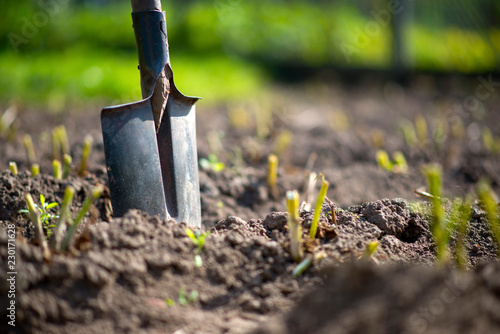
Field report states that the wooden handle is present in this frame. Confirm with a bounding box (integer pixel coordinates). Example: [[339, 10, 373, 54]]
[[131, 0, 162, 12]]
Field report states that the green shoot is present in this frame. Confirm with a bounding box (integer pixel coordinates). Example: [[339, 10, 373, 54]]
[[52, 128, 61, 161], [186, 227, 210, 267], [0, 106, 17, 136], [53, 159, 62, 179], [423, 164, 448, 264], [482, 127, 494, 152], [292, 256, 313, 277], [273, 130, 293, 156], [393, 151, 408, 173], [309, 174, 329, 239], [25, 194, 51, 261], [477, 180, 500, 257], [63, 154, 72, 179], [363, 241, 379, 259], [78, 135, 93, 176], [199, 153, 225, 172], [178, 287, 198, 306], [57, 125, 70, 156], [61, 185, 103, 251], [50, 186, 75, 252], [376, 150, 393, 172], [165, 298, 176, 306], [23, 134, 37, 163], [415, 114, 428, 146], [400, 120, 417, 147], [9, 161, 18, 175], [31, 163, 40, 177], [267, 154, 278, 198], [448, 197, 472, 270], [286, 190, 303, 262], [19, 193, 59, 238]]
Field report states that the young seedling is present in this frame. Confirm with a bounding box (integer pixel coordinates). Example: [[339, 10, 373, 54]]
[[309, 173, 329, 239], [448, 197, 472, 270], [376, 150, 393, 172], [52, 128, 61, 161], [9, 161, 18, 175], [0, 105, 17, 137], [57, 125, 70, 156], [186, 227, 210, 267], [25, 194, 51, 261], [400, 120, 417, 147], [78, 135, 93, 176], [23, 134, 37, 163], [50, 186, 75, 252], [267, 154, 278, 198], [31, 163, 40, 177], [19, 193, 59, 238], [53, 159, 62, 179], [477, 180, 500, 257], [61, 185, 103, 251], [178, 287, 199, 306], [273, 130, 293, 156], [292, 256, 313, 277], [63, 154, 72, 179], [363, 241, 379, 259], [303, 171, 318, 211], [286, 190, 303, 262], [199, 153, 225, 172], [415, 114, 428, 146], [423, 164, 448, 264], [393, 151, 408, 173]]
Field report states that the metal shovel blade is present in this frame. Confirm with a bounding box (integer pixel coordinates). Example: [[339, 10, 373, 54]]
[[101, 99, 167, 219]]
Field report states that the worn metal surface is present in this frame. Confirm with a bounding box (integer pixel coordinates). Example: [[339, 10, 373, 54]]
[[101, 6, 201, 226]]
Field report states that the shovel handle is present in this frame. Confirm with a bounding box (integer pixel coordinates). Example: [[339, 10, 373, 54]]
[[131, 0, 162, 12]]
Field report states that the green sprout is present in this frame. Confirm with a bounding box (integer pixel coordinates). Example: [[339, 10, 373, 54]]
[[415, 114, 428, 146], [393, 151, 408, 173], [199, 153, 225, 172], [309, 173, 329, 239], [286, 190, 303, 262], [61, 185, 103, 251], [31, 163, 40, 177], [50, 186, 75, 252], [400, 120, 417, 147], [63, 154, 72, 179], [267, 154, 278, 198], [292, 256, 313, 277], [53, 159, 62, 179], [78, 135, 93, 176], [477, 179, 500, 257], [19, 193, 59, 238], [273, 130, 293, 156], [25, 194, 51, 261], [376, 150, 393, 172], [52, 128, 61, 161], [186, 227, 210, 267], [23, 134, 37, 163], [423, 164, 449, 264], [0, 106, 17, 137], [56, 125, 70, 156], [448, 197, 472, 270], [363, 241, 379, 259], [9, 161, 18, 175]]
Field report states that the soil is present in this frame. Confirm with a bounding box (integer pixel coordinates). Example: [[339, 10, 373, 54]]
[[1, 75, 500, 333]]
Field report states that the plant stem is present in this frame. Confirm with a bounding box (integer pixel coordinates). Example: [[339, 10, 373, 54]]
[[31, 163, 40, 177], [78, 135, 93, 176], [50, 186, 75, 252], [477, 180, 500, 257], [63, 154, 72, 179], [286, 190, 303, 262], [26, 194, 51, 261], [267, 154, 278, 198], [61, 185, 103, 251], [53, 159, 62, 179], [23, 134, 37, 163], [309, 174, 329, 239], [9, 161, 18, 175]]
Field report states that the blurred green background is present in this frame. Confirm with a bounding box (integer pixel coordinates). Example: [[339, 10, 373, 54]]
[[1, 0, 499, 111]]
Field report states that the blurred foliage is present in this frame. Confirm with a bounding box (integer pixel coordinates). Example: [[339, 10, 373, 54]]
[[0, 0, 499, 110]]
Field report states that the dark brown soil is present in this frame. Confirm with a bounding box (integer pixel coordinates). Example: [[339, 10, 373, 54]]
[[1, 76, 500, 333]]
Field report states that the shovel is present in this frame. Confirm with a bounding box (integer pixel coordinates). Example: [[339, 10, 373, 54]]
[[101, 0, 201, 227]]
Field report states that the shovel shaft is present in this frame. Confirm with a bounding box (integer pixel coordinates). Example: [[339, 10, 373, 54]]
[[131, 0, 162, 12]]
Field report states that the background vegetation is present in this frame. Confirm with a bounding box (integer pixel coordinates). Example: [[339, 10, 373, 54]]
[[1, 0, 499, 111]]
